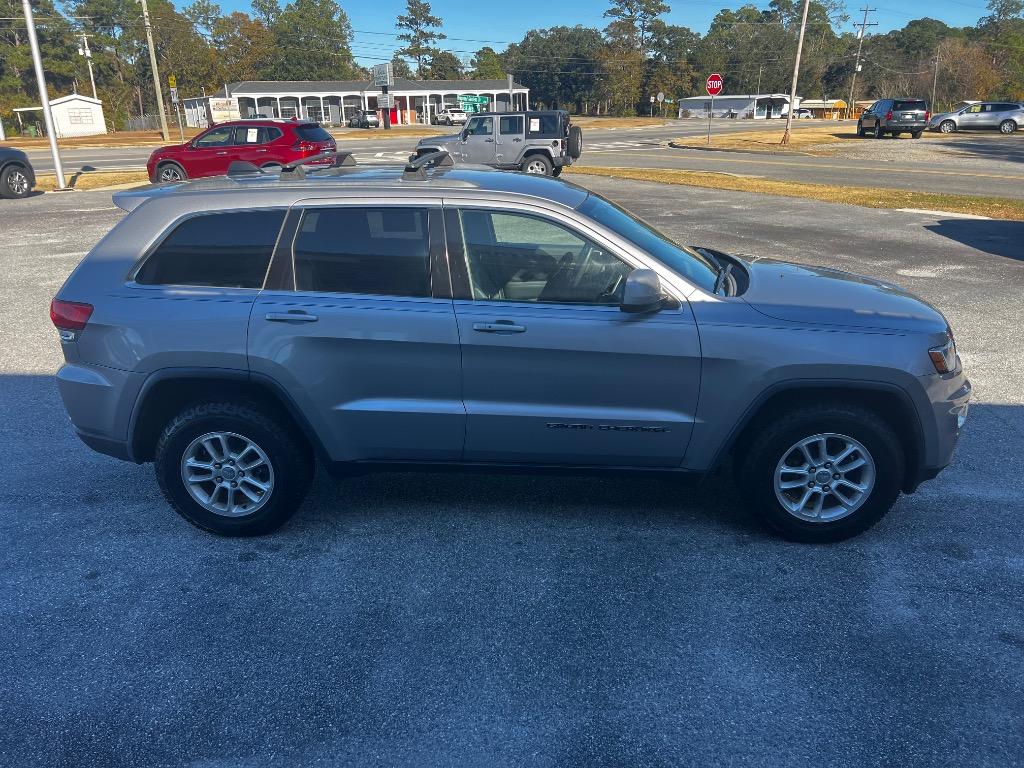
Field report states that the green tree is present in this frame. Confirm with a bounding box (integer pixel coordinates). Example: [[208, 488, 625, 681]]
[[396, 0, 445, 76], [267, 0, 358, 80], [503, 26, 604, 111], [424, 50, 462, 79], [390, 54, 414, 79], [212, 12, 276, 83], [470, 46, 505, 79], [603, 0, 669, 57]]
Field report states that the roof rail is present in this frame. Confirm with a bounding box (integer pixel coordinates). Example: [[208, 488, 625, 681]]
[[226, 151, 357, 180], [403, 149, 454, 180]]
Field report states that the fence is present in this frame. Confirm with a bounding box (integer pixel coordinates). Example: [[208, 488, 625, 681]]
[[123, 114, 162, 132]]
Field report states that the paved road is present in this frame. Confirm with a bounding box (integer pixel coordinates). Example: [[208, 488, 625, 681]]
[[22, 119, 1024, 198], [1, 185, 1022, 767]]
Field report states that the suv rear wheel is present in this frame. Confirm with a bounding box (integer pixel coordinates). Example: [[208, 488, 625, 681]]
[[155, 402, 314, 536], [738, 403, 904, 542], [522, 154, 553, 176], [874, 123, 884, 139]]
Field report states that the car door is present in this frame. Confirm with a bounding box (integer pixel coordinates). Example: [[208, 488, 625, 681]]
[[188, 125, 238, 177], [495, 115, 524, 167], [959, 104, 983, 129], [248, 199, 465, 463], [862, 102, 880, 129], [460, 115, 496, 164], [232, 126, 281, 167], [444, 200, 702, 467]]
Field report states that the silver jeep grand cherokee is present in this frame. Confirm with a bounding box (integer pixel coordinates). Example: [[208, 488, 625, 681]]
[[51, 158, 970, 542]]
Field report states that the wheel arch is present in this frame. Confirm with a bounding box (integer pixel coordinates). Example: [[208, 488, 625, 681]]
[[128, 369, 326, 464], [714, 380, 925, 492], [1, 159, 34, 183]]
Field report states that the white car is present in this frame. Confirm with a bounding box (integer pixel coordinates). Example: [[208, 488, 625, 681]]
[[433, 109, 468, 126]]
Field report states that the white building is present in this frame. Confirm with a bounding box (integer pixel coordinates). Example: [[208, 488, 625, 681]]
[[13, 94, 107, 137], [181, 79, 531, 129], [676, 93, 801, 120]]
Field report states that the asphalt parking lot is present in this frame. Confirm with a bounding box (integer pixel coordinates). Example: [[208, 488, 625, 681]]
[[2, 182, 1022, 767]]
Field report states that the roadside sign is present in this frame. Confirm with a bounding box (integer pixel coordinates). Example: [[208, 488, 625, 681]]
[[167, 74, 176, 89], [169, 87, 179, 104], [706, 73, 723, 96], [657, 92, 665, 103], [377, 93, 394, 108], [372, 63, 393, 88], [458, 95, 490, 104], [649, 95, 655, 103]]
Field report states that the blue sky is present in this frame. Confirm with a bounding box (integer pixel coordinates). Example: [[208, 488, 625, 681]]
[[199, 0, 996, 67]]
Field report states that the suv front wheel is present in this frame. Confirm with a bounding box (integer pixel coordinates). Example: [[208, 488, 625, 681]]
[[738, 403, 904, 542], [155, 402, 314, 536]]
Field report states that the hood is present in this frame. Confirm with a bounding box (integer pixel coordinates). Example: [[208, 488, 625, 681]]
[[150, 143, 186, 155], [738, 257, 947, 333], [418, 132, 461, 147]]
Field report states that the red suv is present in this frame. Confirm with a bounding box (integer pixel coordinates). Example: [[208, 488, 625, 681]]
[[147, 119, 336, 183]]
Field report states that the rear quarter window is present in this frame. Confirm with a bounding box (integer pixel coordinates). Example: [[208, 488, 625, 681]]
[[526, 114, 564, 138], [134, 210, 285, 288], [294, 125, 333, 142]]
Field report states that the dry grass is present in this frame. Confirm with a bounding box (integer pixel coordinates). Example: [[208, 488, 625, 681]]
[[574, 116, 670, 128], [670, 123, 954, 154], [36, 170, 150, 192], [567, 165, 1024, 221], [2, 129, 202, 150]]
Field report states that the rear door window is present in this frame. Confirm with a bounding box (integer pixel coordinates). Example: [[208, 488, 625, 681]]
[[500, 116, 524, 135], [234, 126, 282, 145], [293, 207, 431, 297], [135, 210, 285, 288], [294, 124, 333, 142]]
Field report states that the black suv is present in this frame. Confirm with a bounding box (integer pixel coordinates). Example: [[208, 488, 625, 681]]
[[858, 99, 930, 139], [0, 147, 35, 199]]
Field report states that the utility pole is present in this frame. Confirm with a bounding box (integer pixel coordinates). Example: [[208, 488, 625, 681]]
[[138, 0, 169, 140], [21, 0, 66, 189], [781, 0, 811, 144], [846, 7, 876, 119], [755, 64, 764, 97], [931, 53, 940, 113], [77, 32, 97, 100]]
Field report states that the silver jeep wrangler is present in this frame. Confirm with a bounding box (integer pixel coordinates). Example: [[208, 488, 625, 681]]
[[414, 110, 583, 176]]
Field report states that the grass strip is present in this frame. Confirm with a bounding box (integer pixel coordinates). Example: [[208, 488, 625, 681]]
[[567, 165, 1024, 221]]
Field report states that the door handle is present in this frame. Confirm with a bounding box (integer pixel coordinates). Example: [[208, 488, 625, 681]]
[[484, 138, 494, 143], [513, 138, 522, 142], [255, 148, 268, 153], [265, 311, 319, 323], [473, 321, 526, 334], [216, 150, 228, 155]]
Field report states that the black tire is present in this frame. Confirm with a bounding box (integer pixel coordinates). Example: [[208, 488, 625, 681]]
[[156, 162, 187, 183], [521, 154, 553, 176], [737, 403, 904, 543], [874, 123, 884, 139], [999, 119, 1017, 134], [856, 121, 865, 138], [0, 163, 32, 199], [911, 131, 923, 139], [551, 166, 563, 177], [567, 125, 583, 159], [154, 402, 314, 536], [939, 120, 956, 134]]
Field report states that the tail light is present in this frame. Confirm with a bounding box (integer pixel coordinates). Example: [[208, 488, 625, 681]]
[[50, 299, 93, 339], [925, 110, 930, 121], [293, 140, 318, 155], [885, 110, 894, 120]]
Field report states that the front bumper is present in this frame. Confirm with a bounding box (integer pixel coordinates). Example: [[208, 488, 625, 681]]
[[907, 368, 971, 491]]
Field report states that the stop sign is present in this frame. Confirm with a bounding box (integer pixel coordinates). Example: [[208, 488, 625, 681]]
[[706, 73, 724, 96]]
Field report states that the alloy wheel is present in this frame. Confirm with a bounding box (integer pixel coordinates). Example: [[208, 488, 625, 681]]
[[180, 431, 275, 517], [773, 432, 876, 523], [940, 121, 955, 134], [524, 159, 549, 174], [7, 170, 29, 196], [159, 165, 184, 182]]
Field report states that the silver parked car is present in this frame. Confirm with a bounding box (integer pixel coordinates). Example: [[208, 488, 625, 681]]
[[929, 101, 1023, 134], [51, 156, 969, 542]]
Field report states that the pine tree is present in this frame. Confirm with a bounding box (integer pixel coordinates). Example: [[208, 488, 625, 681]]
[[396, 0, 445, 76]]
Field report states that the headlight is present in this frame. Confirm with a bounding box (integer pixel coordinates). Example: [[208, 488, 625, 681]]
[[928, 329, 958, 374]]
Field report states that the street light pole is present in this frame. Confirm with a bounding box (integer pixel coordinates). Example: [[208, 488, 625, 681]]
[[781, 0, 810, 145], [138, 0, 169, 140], [21, 0, 65, 189]]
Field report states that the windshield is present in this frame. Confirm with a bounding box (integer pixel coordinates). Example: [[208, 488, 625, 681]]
[[578, 193, 719, 292]]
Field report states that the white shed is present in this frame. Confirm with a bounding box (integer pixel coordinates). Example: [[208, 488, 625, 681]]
[[13, 94, 107, 138]]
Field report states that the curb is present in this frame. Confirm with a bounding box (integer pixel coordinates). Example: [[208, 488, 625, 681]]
[[667, 141, 816, 157]]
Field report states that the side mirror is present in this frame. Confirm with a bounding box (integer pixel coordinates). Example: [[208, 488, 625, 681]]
[[620, 268, 665, 314]]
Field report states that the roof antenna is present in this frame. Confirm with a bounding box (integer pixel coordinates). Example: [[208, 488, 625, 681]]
[[403, 149, 454, 180]]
